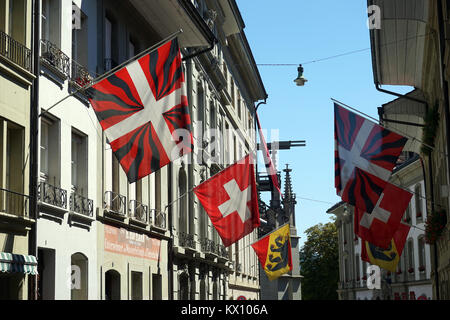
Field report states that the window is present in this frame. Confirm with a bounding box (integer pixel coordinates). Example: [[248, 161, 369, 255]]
[[362, 261, 367, 280], [356, 254, 360, 280], [40, 117, 60, 184], [71, 131, 87, 195], [415, 184, 423, 222], [403, 203, 411, 223], [104, 16, 112, 64], [178, 168, 187, 234], [231, 81, 235, 108], [41, 0, 60, 46], [1, 0, 26, 45], [104, 15, 118, 70], [237, 94, 241, 119], [407, 239, 414, 271], [418, 236, 426, 272], [197, 82, 205, 137], [155, 169, 161, 213], [40, 120, 49, 178], [72, 3, 88, 66]]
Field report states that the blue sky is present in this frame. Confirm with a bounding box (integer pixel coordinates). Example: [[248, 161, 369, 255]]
[[236, 0, 411, 248]]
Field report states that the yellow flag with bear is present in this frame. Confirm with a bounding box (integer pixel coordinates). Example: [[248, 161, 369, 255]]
[[251, 224, 293, 281]]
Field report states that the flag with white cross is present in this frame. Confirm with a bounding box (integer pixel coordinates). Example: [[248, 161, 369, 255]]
[[87, 38, 193, 183], [193, 154, 260, 247]]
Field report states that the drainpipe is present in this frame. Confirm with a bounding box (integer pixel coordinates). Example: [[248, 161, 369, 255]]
[[168, 162, 174, 300], [28, 0, 40, 301]]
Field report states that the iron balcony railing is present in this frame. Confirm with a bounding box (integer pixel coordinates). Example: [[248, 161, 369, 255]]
[[129, 200, 148, 224], [69, 192, 93, 217], [103, 191, 126, 216], [70, 59, 94, 88], [179, 231, 195, 250], [200, 238, 217, 254], [218, 244, 228, 259], [40, 39, 70, 77], [0, 188, 29, 218], [37, 181, 67, 209], [151, 209, 166, 230], [0, 31, 32, 72]]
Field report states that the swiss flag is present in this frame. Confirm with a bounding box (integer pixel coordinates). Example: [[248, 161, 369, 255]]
[[354, 182, 413, 249], [194, 154, 260, 247]]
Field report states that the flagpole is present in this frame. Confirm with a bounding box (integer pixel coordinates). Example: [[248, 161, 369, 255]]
[[331, 98, 439, 154], [39, 29, 184, 119]]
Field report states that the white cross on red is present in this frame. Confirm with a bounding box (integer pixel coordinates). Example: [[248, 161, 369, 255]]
[[104, 60, 182, 161], [218, 179, 252, 223]]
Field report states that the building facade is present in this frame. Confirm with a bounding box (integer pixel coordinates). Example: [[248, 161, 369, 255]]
[[328, 154, 433, 300], [0, 0, 37, 300], [1, 0, 266, 300], [368, 0, 450, 299], [35, 0, 99, 300]]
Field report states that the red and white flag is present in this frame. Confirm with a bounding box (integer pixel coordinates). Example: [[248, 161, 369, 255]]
[[334, 103, 407, 214], [194, 154, 260, 247], [88, 38, 193, 183], [354, 182, 413, 249], [256, 112, 282, 195]]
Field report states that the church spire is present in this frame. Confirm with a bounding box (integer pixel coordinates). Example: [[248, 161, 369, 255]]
[[283, 164, 293, 201]]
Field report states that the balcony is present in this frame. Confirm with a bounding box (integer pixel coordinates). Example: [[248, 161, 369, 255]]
[[37, 181, 67, 210], [69, 192, 93, 217], [200, 238, 217, 256], [150, 209, 166, 231], [103, 191, 126, 217], [179, 231, 196, 250], [129, 200, 148, 225], [0, 30, 32, 72], [70, 59, 94, 89], [217, 244, 228, 260], [0, 188, 29, 218], [40, 39, 70, 78]]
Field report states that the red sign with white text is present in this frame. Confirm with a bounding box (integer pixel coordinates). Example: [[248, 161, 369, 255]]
[[104, 225, 161, 261]]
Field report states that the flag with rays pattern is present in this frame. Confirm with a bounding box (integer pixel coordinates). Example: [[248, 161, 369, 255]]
[[88, 38, 193, 183], [334, 103, 407, 214]]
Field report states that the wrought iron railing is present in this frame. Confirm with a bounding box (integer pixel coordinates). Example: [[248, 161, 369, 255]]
[[0, 31, 32, 72], [40, 39, 70, 77], [218, 244, 228, 259], [129, 200, 148, 224], [103, 191, 126, 216], [179, 231, 196, 249], [69, 192, 93, 217], [37, 181, 67, 209], [200, 238, 216, 254], [70, 59, 94, 88], [151, 209, 166, 229], [0, 188, 29, 217]]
